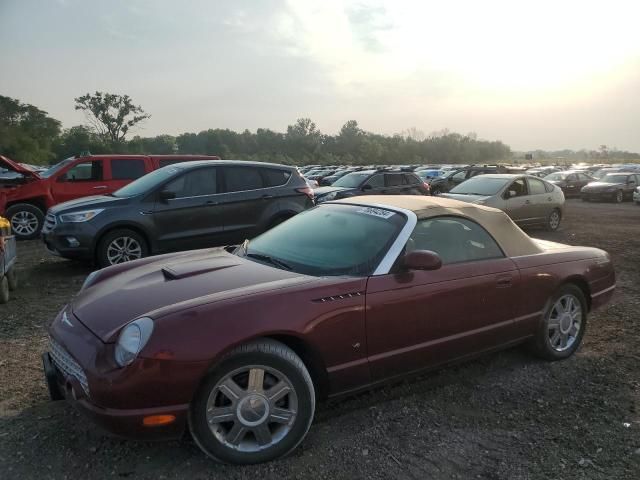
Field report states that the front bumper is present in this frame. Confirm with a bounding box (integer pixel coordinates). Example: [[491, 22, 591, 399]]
[[44, 309, 208, 440], [41, 221, 97, 260]]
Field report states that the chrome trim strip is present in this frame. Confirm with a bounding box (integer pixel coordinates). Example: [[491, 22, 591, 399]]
[[591, 284, 616, 298]]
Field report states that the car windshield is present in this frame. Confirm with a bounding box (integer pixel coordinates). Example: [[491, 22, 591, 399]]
[[331, 172, 372, 188], [449, 176, 509, 195], [593, 169, 618, 179], [601, 174, 630, 183], [545, 172, 567, 181], [39, 157, 75, 178], [112, 165, 181, 197], [241, 204, 406, 276]]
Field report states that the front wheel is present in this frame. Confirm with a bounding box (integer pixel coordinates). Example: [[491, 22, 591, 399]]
[[529, 284, 587, 361], [189, 339, 315, 464], [97, 229, 148, 268], [6, 204, 44, 239]]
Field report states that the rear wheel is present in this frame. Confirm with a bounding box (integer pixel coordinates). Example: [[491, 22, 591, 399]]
[[0, 276, 9, 304], [6, 204, 44, 239], [545, 209, 561, 231], [189, 339, 315, 464], [97, 229, 148, 268], [529, 284, 587, 360], [613, 190, 623, 203]]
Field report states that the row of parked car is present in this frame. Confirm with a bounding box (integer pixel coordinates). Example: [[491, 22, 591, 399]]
[[1, 154, 638, 269]]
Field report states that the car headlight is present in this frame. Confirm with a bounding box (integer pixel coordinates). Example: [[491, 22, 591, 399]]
[[115, 317, 154, 367], [59, 209, 104, 223]]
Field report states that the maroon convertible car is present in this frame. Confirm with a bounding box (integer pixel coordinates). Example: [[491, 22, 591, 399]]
[[43, 196, 615, 464]]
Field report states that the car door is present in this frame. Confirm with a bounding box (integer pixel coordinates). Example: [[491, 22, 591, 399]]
[[361, 173, 386, 194], [152, 166, 225, 252], [526, 177, 554, 222], [384, 173, 405, 194], [107, 158, 150, 193], [50, 159, 107, 203], [218, 165, 271, 243], [366, 216, 520, 381], [502, 177, 536, 224]]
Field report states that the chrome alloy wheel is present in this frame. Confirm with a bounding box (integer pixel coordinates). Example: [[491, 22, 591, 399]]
[[106, 236, 142, 264], [206, 366, 298, 452], [547, 294, 582, 352], [11, 211, 39, 236]]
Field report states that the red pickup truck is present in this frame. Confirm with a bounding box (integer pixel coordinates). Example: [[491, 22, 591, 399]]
[[0, 154, 220, 239]]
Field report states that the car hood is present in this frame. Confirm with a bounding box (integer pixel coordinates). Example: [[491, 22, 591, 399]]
[[72, 248, 314, 341], [582, 181, 623, 190], [440, 193, 491, 203], [0, 155, 40, 177], [314, 186, 351, 196], [49, 195, 130, 214]]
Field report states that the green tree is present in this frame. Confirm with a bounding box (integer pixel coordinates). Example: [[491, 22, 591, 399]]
[[74, 92, 150, 144]]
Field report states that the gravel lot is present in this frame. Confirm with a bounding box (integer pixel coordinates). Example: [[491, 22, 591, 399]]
[[1, 199, 639, 479]]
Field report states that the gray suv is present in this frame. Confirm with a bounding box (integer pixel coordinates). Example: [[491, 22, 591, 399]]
[[42, 161, 314, 267]]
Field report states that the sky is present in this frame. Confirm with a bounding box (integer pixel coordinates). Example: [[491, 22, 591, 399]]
[[1, 0, 640, 151]]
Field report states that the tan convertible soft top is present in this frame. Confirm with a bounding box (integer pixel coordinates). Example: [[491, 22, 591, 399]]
[[336, 195, 543, 257]]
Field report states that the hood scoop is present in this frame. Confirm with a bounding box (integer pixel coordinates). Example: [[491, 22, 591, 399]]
[[162, 259, 239, 280]]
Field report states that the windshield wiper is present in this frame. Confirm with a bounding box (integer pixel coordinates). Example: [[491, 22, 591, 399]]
[[246, 252, 292, 271]]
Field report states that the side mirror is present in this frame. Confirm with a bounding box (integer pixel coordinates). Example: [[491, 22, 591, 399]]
[[402, 250, 442, 271], [56, 174, 67, 183], [508, 190, 517, 198], [361, 184, 373, 191], [159, 190, 176, 202]]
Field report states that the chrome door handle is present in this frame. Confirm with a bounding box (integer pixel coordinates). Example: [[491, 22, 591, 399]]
[[92, 186, 107, 190]]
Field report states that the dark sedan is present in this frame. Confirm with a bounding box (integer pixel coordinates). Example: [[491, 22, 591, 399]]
[[43, 196, 615, 464], [42, 161, 314, 267], [314, 170, 429, 203], [581, 172, 640, 203], [544, 170, 594, 197]]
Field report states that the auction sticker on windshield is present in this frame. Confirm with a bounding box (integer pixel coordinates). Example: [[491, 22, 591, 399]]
[[355, 207, 396, 219]]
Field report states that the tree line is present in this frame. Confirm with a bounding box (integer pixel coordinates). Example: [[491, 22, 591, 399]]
[[3, 92, 635, 167]]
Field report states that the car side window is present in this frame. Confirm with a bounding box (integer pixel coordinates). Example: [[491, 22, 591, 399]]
[[223, 166, 264, 192], [406, 216, 504, 265], [385, 174, 404, 187], [62, 161, 103, 182], [403, 173, 418, 185], [527, 177, 547, 195], [451, 171, 466, 182], [262, 168, 291, 187], [111, 159, 146, 180], [364, 174, 384, 188], [164, 168, 218, 198], [506, 178, 528, 197]]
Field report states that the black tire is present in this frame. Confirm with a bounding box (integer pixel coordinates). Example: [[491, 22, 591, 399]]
[[545, 208, 561, 231], [0, 276, 9, 304], [528, 284, 588, 361], [6, 203, 44, 239], [6, 268, 18, 291], [613, 190, 623, 203], [189, 339, 315, 465], [96, 229, 149, 268]]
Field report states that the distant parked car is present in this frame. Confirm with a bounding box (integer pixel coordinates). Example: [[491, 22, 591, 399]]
[[441, 174, 565, 231], [42, 161, 314, 267], [415, 169, 445, 182], [313, 169, 430, 203], [429, 165, 516, 195], [319, 170, 349, 186], [634, 186, 640, 205], [0, 154, 220, 239], [581, 172, 640, 203], [544, 170, 594, 197]]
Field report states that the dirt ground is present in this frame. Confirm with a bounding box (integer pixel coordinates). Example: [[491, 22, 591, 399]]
[[1, 199, 639, 479]]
